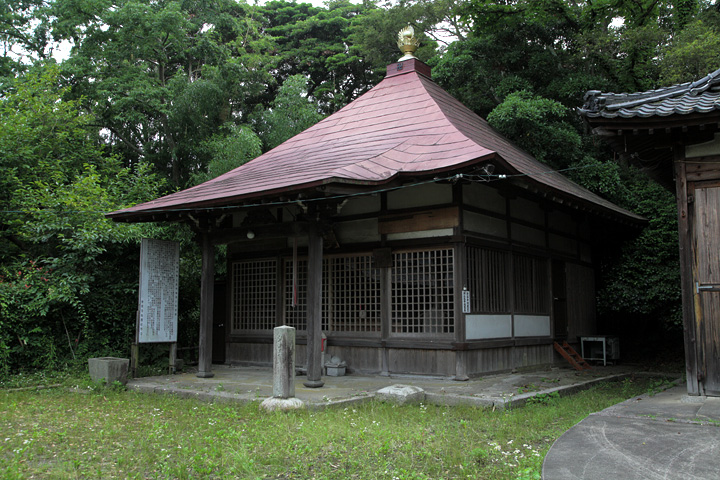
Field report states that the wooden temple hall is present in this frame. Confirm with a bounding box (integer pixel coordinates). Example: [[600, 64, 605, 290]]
[[108, 28, 643, 384]]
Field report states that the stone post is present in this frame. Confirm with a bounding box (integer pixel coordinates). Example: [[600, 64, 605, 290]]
[[273, 325, 296, 398], [261, 326, 305, 411]]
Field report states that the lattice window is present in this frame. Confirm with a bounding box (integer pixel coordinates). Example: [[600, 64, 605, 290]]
[[284, 255, 380, 333], [326, 255, 381, 333], [231, 259, 277, 332], [467, 247, 509, 313], [513, 254, 550, 314], [283, 259, 322, 331], [391, 248, 455, 334]]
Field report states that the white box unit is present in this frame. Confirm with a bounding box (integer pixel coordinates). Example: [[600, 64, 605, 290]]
[[580, 336, 620, 366]]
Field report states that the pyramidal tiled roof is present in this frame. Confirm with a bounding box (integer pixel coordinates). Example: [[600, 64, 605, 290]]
[[108, 59, 642, 223], [579, 68, 720, 119]]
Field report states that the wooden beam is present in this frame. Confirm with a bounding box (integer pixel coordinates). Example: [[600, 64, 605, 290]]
[[210, 221, 310, 245], [674, 153, 701, 394], [685, 160, 720, 182], [378, 206, 460, 234], [197, 231, 215, 378], [588, 111, 720, 131], [303, 227, 324, 388]]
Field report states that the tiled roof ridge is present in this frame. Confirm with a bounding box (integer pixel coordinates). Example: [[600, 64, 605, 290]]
[[580, 67, 720, 115]]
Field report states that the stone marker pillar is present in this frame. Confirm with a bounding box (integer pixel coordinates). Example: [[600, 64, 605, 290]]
[[273, 325, 296, 398], [261, 326, 305, 411]]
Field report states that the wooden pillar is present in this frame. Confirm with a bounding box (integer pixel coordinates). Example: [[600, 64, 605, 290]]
[[453, 183, 469, 380], [674, 155, 701, 395], [303, 227, 324, 388], [380, 265, 391, 376], [197, 231, 215, 378], [169, 342, 177, 375]]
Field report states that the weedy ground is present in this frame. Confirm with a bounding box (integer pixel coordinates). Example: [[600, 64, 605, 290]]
[[0, 374, 664, 480]]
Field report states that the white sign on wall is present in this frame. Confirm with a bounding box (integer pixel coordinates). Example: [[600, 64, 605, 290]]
[[137, 238, 179, 343]]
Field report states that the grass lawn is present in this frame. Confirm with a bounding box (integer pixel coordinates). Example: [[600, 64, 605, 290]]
[[0, 374, 670, 480]]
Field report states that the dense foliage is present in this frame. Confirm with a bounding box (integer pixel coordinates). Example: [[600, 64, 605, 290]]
[[2, 0, 715, 376], [0, 67, 167, 374]]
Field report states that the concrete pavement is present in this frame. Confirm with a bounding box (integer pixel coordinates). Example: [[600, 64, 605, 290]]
[[126, 363, 642, 410], [542, 384, 720, 480], [127, 364, 719, 478]]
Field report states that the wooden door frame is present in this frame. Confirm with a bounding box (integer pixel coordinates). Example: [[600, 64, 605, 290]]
[[675, 155, 701, 395]]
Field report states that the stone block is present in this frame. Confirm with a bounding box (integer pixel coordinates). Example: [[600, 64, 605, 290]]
[[273, 325, 296, 398], [376, 384, 426, 405], [326, 365, 346, 376], [88, 357, 129, 385]]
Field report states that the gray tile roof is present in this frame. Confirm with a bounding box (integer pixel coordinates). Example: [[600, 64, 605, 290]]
[[579, 68, 720, 119]]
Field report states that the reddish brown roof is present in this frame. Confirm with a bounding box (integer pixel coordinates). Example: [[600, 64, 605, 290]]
[[108, 59, 643, 224]]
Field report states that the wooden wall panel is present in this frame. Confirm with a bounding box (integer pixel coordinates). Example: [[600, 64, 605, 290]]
[[387, 349, 456, 376], [511, 223, 546, 246], [565, 263, 597, 341], [462, 183, 506, 214], [549, 233, 577, 254], [548, 210, 575, 234], [335, 219, 381, 244], [510, 196, 546, 225], [337, 194, 381, 216], [325, 346, 382, 374], [388, 183, 452, 209], [464, 345, 553, 375], [225, 343, 272, 366], [379, 206, 459, 234], [463, 211, 508, 238], [464, 347, 513, 374], [512, 344, 553, 368]]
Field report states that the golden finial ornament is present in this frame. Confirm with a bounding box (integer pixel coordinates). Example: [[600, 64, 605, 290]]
[[397, 24, 420, 61]]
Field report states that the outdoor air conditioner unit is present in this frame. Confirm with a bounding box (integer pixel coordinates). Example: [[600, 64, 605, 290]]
[[580, 336, 620, 366]]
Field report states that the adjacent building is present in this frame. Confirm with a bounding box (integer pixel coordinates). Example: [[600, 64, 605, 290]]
[[579, 68, 720, 395]]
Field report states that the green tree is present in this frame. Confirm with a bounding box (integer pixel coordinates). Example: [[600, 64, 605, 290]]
[[54, 0, 276, 186], [346, 0, 444, 80], [486, 91, 582, 169], [252, 74, 324, 150], [0, 66, 167, 374], [660, 9, 720, 83], [594, 172, 682, 331], [433, 0, 701, 116], [259, 0, 377, 113], [0, 0, 56, 82], [191, 124, 262, 184]]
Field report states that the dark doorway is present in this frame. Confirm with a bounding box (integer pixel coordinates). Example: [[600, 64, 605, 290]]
[[212, 281, 226, 364], [552, 260, 568, 338]]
